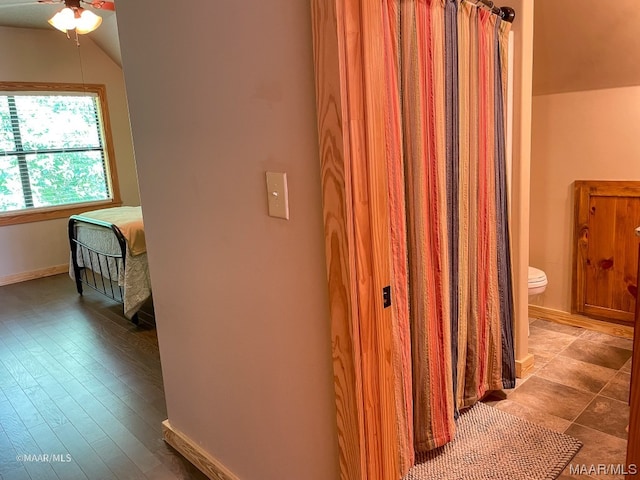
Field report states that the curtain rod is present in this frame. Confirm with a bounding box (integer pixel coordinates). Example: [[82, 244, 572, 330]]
[[466, 0, 516, 23]]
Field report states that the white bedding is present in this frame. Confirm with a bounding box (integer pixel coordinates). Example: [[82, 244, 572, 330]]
[[69, 221, 151, 319]]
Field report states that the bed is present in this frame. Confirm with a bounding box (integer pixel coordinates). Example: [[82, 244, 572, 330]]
[[68, 206, 151, 323]]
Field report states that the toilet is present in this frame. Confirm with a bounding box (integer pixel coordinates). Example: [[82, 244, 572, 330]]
[[528, 266, 548, 297], [527, 267, 547, 336]]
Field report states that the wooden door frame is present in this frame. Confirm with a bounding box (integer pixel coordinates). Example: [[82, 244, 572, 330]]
[[310, 1, 402, 479], [628, 325, 640, 478], [627, 240, 640, 478]]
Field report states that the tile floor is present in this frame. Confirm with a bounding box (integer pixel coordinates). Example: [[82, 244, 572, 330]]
[[484, 318, 633, 480]]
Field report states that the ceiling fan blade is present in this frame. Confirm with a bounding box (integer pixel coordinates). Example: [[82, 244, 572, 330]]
[[0, 1, 59, 9], [88, 0, 115, 10], [0, 1, 52, 7]]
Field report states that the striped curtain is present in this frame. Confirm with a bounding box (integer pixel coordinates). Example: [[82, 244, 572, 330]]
[[383, 0, 515, 461]]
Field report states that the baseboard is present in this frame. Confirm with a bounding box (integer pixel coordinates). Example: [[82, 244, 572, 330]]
[[162, 420, 240, 480], [0, 264, 68, 287], [528, 305, 634, 339], [515, 353, 535, 378]]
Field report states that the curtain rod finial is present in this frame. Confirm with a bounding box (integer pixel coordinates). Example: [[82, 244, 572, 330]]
[[500, 6, 516, 23]]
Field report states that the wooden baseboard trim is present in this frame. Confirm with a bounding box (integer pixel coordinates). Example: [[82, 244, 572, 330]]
[[162, 420, 240, 480], [515, 353, 535, 378], [529, 305, 634, 339], [0, 264, 68, 287]]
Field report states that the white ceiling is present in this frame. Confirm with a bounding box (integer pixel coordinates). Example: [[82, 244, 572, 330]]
[[0, 0, 121, 65]]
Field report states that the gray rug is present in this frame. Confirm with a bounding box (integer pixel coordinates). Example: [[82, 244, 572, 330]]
[[404, 402, 582, 480]]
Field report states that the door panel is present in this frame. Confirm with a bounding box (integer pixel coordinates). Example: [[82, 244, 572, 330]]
[[573, 181, 640, 325]]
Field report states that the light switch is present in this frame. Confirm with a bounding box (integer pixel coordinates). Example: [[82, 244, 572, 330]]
[[265, 172, 289, 219]]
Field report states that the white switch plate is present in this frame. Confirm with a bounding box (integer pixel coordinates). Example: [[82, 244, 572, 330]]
[[265, 172, 289, 220]]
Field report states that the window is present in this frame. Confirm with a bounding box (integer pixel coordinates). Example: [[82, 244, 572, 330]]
[[0, 82, 121, 225]]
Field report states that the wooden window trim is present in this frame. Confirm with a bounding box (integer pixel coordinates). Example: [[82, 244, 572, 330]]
[[0, 82, 122, 226]]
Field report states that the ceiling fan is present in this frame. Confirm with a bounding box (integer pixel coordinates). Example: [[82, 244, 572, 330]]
[[39, 0, 115, 35]]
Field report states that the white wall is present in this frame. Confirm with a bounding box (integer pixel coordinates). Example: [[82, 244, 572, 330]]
[[0, 26, 139, 279], [116, 2, 339, 480], [530, 86, 640, 312]]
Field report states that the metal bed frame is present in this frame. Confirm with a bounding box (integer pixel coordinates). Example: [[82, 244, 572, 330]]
[[68, 214, 139, 324]]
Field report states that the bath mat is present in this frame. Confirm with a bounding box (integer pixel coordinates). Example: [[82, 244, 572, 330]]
[[404, 401, 582, 480]]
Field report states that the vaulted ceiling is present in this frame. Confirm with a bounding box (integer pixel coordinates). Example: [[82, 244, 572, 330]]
[[533, 0, 640, 95], [0, 0, 121, 65], [0, 1, 639, 96]]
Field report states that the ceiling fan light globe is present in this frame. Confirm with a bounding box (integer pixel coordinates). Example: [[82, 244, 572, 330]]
[[48, 7, 76, 32], [75, 9, 102, 34]]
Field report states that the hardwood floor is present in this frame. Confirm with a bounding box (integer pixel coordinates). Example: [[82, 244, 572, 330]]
[[0, 274, 207, 480]]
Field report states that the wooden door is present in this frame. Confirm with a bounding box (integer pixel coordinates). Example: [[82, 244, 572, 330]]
[[573, 181, 640, 325], [626, 235, 640, 478]]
